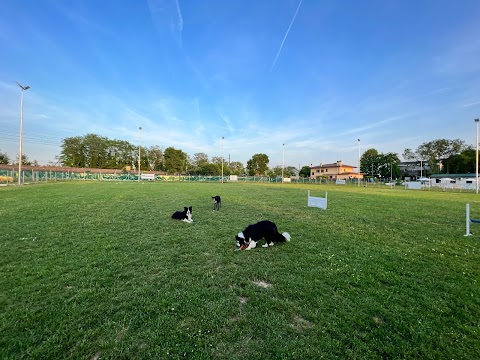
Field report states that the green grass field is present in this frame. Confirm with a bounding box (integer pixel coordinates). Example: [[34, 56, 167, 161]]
[[1, 181, 479, 359]]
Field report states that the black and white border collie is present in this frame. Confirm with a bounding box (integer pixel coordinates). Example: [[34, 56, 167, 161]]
[[235, 220, 290, 250], [172, 206, 193, 223], [212, 195, 221, 211]]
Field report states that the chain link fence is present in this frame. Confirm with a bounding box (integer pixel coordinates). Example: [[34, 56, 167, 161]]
[[0, 169, 351, 185]]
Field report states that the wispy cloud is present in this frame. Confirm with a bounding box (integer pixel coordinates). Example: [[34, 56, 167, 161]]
[[270, 0, 303, 71], [175, 0, 184, 34], [148, 0, 184, 44], [461, 100, 480, 108]]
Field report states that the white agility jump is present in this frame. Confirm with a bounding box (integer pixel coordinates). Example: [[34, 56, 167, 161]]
[[465, 203, 480, 236], [308, 190, 327, 209]]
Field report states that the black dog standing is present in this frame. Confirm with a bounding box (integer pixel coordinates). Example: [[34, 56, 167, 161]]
[[212, 195, 221, 211]]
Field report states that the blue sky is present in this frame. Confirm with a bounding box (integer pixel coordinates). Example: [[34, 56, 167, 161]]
[[1, 0, 480, 169]]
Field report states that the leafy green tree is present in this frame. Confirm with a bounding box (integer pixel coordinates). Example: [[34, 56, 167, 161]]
[[11, 154, 32, 166], [115, 140, 136, 169], [198, 163, 220, 175], [284, 166, 298, 177], [146, 146, 163, 171], [445, 147, 475, 174], [191, 153, 209, 173], [267, 166, 282, 177], [402, 148, 418, 161], [299, 166, 310, 178], [246, 153, 269, 176], [360, 148, 381, 177], [0, 150, 9, 164], [83, 133, 108, 168], [268, 166, 297, 177], [228, 161, 244, 176], [163, 147, 187, 174], [211, 156, 228, 175], [362, 150, 400, 179], [377, 153, 401, 179], [60, 136, 86, 167], [405, 139, 467, 173], [60, 135, 137, 169]]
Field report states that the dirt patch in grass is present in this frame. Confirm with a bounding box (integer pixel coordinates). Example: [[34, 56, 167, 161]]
[[373, 316, 385, 326], [290, 315, 314, 331], [253, 280, 272, 288]]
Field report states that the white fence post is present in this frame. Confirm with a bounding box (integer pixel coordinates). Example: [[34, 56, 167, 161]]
[[466, 203, 472, 236]]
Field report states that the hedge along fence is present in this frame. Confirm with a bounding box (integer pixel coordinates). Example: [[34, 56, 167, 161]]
[[0, 169, 349, 185]]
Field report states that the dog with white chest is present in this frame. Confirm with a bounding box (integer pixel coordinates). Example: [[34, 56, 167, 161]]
[[212, 195, 221, 211], [171, 206, 193, 223], [235, 220, 290, 250]]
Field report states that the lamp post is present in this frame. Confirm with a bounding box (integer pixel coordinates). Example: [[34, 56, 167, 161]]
[[475, 118, 479, 194], [357, 139, 360, 186], [282, 143, 285, 183], [138, 126, 142, 182], [221, 136, 224, 183], [16, 81, 30, 185]]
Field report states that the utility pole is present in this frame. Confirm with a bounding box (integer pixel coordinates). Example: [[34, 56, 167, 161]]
[[221, 136, 224, 183], [357, 139, 361, 186], [16, 81, 30, 185], [138, 127, 142, 182]]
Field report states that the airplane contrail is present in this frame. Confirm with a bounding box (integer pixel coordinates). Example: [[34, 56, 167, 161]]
[[270, 0, 303, 71]]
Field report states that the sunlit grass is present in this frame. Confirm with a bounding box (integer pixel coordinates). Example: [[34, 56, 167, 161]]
[[0, 182, 479, 359]]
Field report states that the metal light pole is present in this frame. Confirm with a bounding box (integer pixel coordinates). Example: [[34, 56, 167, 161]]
[[475, 118, 479, 194], [221, 136, 224, 183], [357, 139, 360, 186], [282, 143, 285, 183], [138, 126, 142, 182], [16, 81, 30, 185]]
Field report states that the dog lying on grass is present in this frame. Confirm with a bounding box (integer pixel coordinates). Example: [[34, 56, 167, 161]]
[[235, 220, 290, 250], [172, 206, 193, 223]]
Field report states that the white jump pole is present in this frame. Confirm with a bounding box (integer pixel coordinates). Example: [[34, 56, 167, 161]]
[[465, 203, 472, 236]]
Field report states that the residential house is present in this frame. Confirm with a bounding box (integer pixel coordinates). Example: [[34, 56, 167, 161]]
[[310, 161, 363, 181]]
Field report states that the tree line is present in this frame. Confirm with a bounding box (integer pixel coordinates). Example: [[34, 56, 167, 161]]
[[56, 133, 300, 176], [360, 138, 476, 178], [1, 136, 476, 178]]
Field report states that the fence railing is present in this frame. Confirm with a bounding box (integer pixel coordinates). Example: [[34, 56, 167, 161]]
[[0, 170, 353, 185]]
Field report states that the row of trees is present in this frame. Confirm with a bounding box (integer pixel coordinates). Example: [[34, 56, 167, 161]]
[[0, 150, 37, 166], [359, 139, 476, 179], [2, 136, 476, 178], [0, 150, 9, 165], [56, 134, 299, 176], [402, 139, 475, 174], [360, 150, 401, 179]]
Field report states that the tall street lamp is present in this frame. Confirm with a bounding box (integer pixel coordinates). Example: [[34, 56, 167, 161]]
[[357, 139, 360, 186], [16, 81, 30, 185], [282, 143, 285, 183], [138, 126, 142, 182], [475, 118, 479, 194], [221, 136, 224, 183]]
